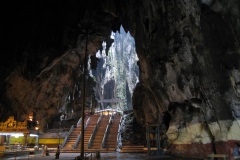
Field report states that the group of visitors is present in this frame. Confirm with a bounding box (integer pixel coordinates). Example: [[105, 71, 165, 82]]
[[42, 145, 60, 159], [42, 145, 49, 156]]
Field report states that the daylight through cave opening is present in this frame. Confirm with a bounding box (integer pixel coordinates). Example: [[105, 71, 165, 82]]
[[91, 25, 139, 112]]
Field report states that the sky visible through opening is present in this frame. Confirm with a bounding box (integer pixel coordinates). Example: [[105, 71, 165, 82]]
[[91, 25, 139, 112]]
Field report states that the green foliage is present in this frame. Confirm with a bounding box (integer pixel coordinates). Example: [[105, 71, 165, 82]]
[[93, 26, 139, 111], [107, 26, 139, 110]]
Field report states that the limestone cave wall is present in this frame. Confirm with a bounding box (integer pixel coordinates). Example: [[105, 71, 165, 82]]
[[1, 0, 240, 158], [126, 0, 240, 158]]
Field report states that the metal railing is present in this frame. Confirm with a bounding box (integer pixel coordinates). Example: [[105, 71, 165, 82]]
[[2, 145, 30, 159], [61, 125, 74, 148], [87, 115, 102, 149], [73, 117, 90, 149], [77, 117, 82, 127], [116, 116, 123, 145], [4, 144, 28, 152], [85, 117, 90, 128], [101, 115, 113, 149], [73, 133, 81, 149]]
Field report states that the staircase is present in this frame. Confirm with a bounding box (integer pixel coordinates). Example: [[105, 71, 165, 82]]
[[61, 113, 122, 153], [76, 114, 100, 151], [90, 115, 110, 150], [104, 114, 122, 151], [63, 117, 88, 150]]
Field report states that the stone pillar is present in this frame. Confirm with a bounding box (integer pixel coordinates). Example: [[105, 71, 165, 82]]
[[0, 135, 4, 145], [6, 135, 11, 146], [35, 136, 39, 146], [146, 126, 150, 155]]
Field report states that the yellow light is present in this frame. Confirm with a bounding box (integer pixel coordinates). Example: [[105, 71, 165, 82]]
[[35, 127, 39, 130], [29, 115, 33, 121]]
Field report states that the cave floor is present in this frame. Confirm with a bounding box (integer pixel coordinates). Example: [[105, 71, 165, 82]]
[[3, 152, 205, 160]]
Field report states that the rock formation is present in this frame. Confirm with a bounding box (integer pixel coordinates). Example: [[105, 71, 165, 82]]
[[1, 0, 240, 158]]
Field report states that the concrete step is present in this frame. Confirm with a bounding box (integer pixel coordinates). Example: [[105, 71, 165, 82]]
[[105, 141, 116, 144], [120, 150, 145, 153], [62, 114, 119, 153], [122, 145, 144, 148], [120, 145, 145, 153], [66, 141, 77, 143], [93, 140, 103, 143], [94, 135, 104, 137], [105, 145, 116, 148]]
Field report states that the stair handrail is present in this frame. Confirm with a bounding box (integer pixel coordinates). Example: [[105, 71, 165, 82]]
[[61, 125, 74, 148], [73, 116, 90, 149], [85, 116, 90, 129], [77, 117, 82, 127], [101, 115, 113, 149], [73, 132, 81, 149], [87, 114, 102, 148], [117, 116, 123, 146]]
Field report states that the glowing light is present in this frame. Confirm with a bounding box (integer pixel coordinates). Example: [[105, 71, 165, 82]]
[[29, 115, 33, 121], [30, 134, 38, 137], [0, 133, 24, 136]]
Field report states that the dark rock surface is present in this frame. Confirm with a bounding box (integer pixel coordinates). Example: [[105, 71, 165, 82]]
[[1, 0, 240, 158]]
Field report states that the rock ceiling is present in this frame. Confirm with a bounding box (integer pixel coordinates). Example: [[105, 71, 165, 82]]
[[1, 0, 240, 157]]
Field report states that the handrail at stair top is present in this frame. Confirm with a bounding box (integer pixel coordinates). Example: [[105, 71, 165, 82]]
[[85, 116, 90, 129], [77, 117, 82, 127]]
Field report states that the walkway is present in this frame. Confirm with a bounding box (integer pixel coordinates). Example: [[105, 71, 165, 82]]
[[2, 152, 205, 160], [2, 153, 146, 160]]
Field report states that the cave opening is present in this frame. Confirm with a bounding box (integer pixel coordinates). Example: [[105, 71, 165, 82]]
[[91, 25, 139, 113], [1, 0, 240, 158]]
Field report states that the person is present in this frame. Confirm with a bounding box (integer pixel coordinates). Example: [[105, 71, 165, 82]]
[[233, 144, 239, 156], [70, 109, 75, 118], [55, 145, 60, 159], [44, 145, 49, 156], [42, 145, 45, 156]]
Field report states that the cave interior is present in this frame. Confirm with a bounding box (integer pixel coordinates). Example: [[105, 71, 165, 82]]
[[1, 0, 240, 158]]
